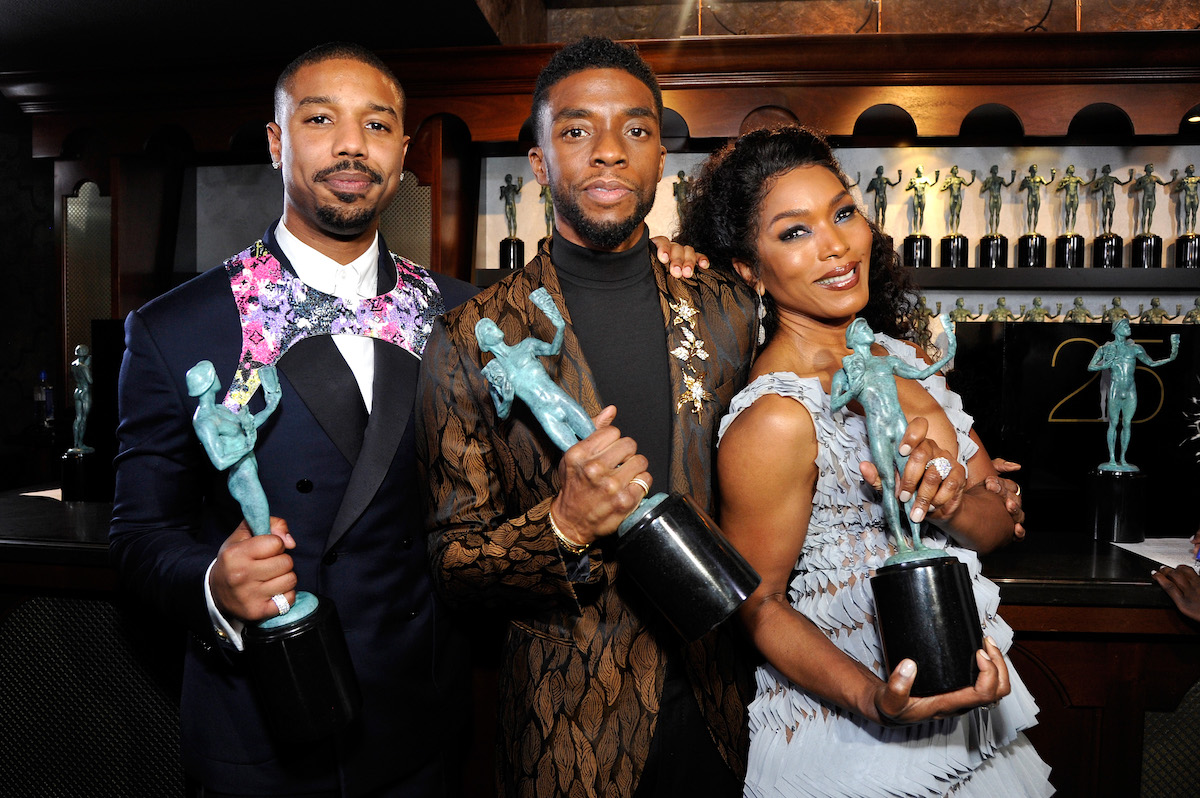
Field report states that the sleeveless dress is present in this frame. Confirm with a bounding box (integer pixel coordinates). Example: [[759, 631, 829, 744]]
[[717, 335, 1054, 798]]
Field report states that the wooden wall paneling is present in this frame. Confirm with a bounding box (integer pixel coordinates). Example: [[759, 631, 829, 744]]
[[406, 113, 479, 283]]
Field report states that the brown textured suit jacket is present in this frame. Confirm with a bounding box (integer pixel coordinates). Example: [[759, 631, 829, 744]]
[[417, 240, 757, 798]]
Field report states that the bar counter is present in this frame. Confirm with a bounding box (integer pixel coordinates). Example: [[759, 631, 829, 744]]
[[1, 495, 1197, 796]]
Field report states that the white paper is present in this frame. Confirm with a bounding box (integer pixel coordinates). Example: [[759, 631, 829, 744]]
[[1113, 538, 1200, 571], [20, 488, 62, 501]]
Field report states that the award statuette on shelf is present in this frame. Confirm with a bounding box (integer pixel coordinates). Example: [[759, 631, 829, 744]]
[[499, 173, 525, 269], [1090, 165, 1133, 268], [1054, 165, 1091, 268], [187, 361, 361, 743], [61, 344, 96, 501], [1085, 321, 1180, 543], [978, 166, 1015, 268], [939, 166, 974, 268], [1130, 164, 1169, 268], [474, 288, 760, 642], [864, 166, 902, 228], [1170, 165, 1200, 268], [1016, 164, 1054, 268], [830, 316, 983, 696], [902, 166, 938, 268]]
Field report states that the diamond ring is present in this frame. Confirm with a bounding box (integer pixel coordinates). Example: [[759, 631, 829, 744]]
[[271, 593, 290, 617], [926, 457, 953, 480]]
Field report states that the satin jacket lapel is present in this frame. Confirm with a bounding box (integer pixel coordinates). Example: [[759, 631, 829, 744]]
[[327, 338, 417, 552], [653, 263, 692, 498], [277, 336, 367, 466]]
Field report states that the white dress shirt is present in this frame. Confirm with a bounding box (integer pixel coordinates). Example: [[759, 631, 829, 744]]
[[205, 222, 383, 649]]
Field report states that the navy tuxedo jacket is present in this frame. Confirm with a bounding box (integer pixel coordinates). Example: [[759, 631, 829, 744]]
[[110, 225, 476, 796]]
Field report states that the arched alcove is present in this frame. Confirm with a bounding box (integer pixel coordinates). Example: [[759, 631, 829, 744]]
[[1178, 103, 1200, 141], [1066, 103, 1134, 143], [852, 104, 917, 144], [738, 105, 799, 136], [959, 104, 1024, 142]]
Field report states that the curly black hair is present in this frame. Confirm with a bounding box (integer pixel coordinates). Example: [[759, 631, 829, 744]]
[[531, 37, 663, 146], [275, 42, 404, 121], [678, 125, 918, 344]]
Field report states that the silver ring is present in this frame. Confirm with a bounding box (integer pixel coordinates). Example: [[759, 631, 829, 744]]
[[630, 477, 651, 499], [271, 593, 290, 616], [926, 457, 953, 480]]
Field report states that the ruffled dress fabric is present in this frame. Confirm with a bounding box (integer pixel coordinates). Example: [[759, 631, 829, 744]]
[[717, 335, 1054, 798]]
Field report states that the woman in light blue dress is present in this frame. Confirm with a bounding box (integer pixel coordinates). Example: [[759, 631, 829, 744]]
[[679, 127, 1052, 798]]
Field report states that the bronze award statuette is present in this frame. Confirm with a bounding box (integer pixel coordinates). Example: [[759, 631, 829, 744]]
[[939, 166, 974, 268], [1131, 164, 1168, 268], [499, 173, 525, 269], [475, 288, 760, 642], [902, 166, 938, 268], [1091, 165, 1132, 268], [1171, 165, 1200, 268], [1054, 165, 1090, 268], [830, 316, 982, 696], [1016, 164, 1054, 268], [188, 361, 361, 744], [978, 166, 1015, 269]]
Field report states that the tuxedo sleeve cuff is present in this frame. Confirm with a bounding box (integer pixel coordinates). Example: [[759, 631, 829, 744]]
[[204, 559, 245, 651]]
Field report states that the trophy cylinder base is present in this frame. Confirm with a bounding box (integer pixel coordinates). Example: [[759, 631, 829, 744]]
[[1131, 234, 1163, 268], [243, 595, 362, 743], [1177, 234, 1200, 268], [1090, 469, 1147, 544], [871, 557, 983, 697], [1055, 234, 1085, 268], [940, 235, 968, 268], [978, 235, 1008, 269], [1016, 234, 1047, 268], [61, 450, 102, 501], [499, 238, 525, 270], [1093, 234, 1123, 268], [616, 493, 760, 642], [903, 235, 931, 268]]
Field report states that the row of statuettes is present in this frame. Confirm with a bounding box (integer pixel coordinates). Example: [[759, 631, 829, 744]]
[[500, 164, 1200, 242], [916, 295, 1200, 324]]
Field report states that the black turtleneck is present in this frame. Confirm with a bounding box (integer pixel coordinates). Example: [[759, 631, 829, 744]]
[[551, 229, 671, 495]]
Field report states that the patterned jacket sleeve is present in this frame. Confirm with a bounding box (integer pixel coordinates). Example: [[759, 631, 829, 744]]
[[417, 315, 604, 615]]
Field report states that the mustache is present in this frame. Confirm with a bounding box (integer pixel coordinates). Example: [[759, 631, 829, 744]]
[[313, 160, 383, 185]]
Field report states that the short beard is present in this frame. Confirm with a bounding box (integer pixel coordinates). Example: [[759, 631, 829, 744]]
[[551, 179, 656, 250], [316, 203, 377, 233]]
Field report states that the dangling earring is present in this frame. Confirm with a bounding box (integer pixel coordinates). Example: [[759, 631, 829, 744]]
[[755, 283, 767, 345]]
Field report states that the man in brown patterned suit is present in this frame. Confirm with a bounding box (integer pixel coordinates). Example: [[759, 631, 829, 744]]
[[417, 38, 757, 798]]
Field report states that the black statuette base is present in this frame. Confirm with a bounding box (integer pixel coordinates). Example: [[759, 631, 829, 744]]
[[616, 493, 760, 642], [870, 557, 982, 697], [499, 237, 525, 270], [903, 235, 931, 268], [1093, 233, 1123, 269], [61, 450, 101, 502], [1131, 234, 1162, 269], [1055, 234, 1084, 269], [243, 595, 362, 744], [978, 235, 1007, 269], [940, 235, 968, 269], [1176, 234, 1200, 268], [1016, 234, 1047, 268], [1090, 469, 1148, 544]]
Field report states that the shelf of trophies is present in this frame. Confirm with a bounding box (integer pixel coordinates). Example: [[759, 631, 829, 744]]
[[827, 146, 1200, 299]]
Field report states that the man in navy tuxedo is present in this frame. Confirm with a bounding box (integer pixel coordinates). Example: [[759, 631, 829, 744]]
[[109, 43, 475, 797]]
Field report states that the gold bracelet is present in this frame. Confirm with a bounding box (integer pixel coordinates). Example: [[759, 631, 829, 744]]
[[548, 508, 590, 555]]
